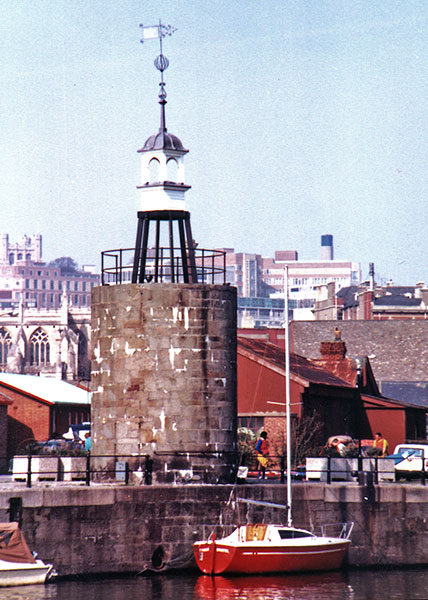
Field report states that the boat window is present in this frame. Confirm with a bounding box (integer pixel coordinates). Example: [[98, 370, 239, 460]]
[[278, 530, 313, 539]]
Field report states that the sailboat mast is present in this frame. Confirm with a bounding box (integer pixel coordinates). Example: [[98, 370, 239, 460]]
[[284, 265, 292, 527]]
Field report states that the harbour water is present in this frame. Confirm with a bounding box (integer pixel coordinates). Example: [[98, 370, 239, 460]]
[[1, 569, 428, 600]]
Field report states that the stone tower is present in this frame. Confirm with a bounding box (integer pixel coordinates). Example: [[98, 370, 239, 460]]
[[91, 23, 237, 484]]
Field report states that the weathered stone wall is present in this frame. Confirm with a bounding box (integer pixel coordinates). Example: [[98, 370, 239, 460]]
[[0, 483, 428, 576], [91, 283, 237, 483]]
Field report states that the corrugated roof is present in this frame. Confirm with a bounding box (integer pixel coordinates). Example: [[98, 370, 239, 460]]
[[238, 337, 353, 388], [0, 373, 90, 405]]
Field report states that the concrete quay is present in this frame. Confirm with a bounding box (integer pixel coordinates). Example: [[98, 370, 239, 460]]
[[0, 480, 427, 577]]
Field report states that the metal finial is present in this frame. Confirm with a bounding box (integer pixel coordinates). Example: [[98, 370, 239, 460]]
[[140, 21, 177, 133], [154, 54, 169, 72]]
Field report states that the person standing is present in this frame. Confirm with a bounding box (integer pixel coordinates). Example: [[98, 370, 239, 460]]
[[373, 432, 388, 457], [255, 431, 269, 479]]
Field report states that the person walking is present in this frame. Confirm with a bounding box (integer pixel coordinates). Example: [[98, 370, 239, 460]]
[[255, 431, 269, 479]]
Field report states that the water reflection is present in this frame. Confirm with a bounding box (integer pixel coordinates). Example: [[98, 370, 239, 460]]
[[194, 572, 348, 600], [1, 569, 428, 600]]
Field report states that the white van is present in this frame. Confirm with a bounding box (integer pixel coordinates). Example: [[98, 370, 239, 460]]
[[392, 444, 428, 480]]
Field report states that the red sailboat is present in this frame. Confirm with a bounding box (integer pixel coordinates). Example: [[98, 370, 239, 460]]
[[194, 267, 353, 575]]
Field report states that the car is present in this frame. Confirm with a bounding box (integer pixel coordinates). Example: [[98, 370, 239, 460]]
[[388, 444, 428, 481], [63, 423, 91, 443]]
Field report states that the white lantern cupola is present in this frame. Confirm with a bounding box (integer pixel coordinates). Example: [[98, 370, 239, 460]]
[[132, 25, 197, 284]]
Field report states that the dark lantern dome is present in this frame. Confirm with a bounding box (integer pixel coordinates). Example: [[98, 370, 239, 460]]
[[138, 130, 188, 153]]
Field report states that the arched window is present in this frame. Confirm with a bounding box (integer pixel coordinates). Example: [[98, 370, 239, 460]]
[[30, 328, 50, 366], [17, 253, 23, 260], [25, 253, 31, 260], [0, 328, 11, 369], [9, 254, 14, 265], [166, 157, 178, 182], [149, 158, 160, 183]]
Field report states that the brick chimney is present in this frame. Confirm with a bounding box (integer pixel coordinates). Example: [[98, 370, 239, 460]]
[[320, 340, 347, 360]]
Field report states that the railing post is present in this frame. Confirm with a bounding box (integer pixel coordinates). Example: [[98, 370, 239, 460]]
[[26, 455, 32, 488], [374, 457, 379, 485], [280, 455, 285, 484], [144, 455, 152, 485], [85, 453, 91, 486], [125, 462, 130, 485], [327, 456, 331, 484], [422, 457, 426, 486]]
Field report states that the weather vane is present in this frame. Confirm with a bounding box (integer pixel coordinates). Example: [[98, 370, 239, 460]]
[[139, 20, 177, 112]]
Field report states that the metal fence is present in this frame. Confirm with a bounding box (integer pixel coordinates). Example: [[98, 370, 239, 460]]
[[101, 247, 227, 286], [5, 453, 427, 487]]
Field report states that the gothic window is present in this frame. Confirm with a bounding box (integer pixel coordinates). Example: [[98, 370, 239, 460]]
[[0, 328, 11, 369], [30, 328, 50, 366], [9, 254, 14, 265], [149, 158, 160, 183]]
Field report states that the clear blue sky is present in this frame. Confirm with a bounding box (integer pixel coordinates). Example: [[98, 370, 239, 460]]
[[1, 0, 427, 286]]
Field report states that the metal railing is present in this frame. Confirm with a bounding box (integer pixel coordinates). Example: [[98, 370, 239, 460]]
[[5, 452, 428, 487], [101, 247, 227, 286]]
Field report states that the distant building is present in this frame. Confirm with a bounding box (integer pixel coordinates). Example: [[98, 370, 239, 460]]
[[313, 277, 428, 321], [0, 234, 98, 312], [221, 236, 360, 326], [0, 234, 98, 380]]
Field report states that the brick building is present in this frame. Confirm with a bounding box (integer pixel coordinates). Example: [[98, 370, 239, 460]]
[[0, 373, 90, 461], [292, 320, 428, 419], [237, 335, 426, 453]]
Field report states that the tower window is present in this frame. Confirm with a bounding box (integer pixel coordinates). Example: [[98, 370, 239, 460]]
[[166, 157, 178, 182], [149, 158, 160, 183]]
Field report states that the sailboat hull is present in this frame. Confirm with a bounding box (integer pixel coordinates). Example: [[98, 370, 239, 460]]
[[193, 526, 350, 575]]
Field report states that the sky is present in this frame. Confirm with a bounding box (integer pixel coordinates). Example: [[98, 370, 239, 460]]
[[1, 0, 428, 286]]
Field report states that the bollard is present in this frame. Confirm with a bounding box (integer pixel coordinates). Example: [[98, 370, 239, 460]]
[[359, 471, 375, 503]]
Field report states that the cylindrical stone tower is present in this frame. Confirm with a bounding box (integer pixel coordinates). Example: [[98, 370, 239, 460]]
[[91, 282, 237, 483]]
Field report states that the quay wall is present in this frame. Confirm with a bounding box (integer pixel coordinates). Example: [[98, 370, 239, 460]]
[[0, 482, 427, 576]]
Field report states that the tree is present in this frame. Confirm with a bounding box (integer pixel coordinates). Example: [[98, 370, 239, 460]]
[[48, 257, 79, 273], [271, 413, 323, 468]]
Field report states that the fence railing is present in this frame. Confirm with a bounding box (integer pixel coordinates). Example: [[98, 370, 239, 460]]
[[5, 453, 427, 487], [101, 247, 227, 286]]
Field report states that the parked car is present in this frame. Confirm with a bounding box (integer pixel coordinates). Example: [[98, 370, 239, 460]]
[[388, 444, 428, 481], [63, 423, 91, 443], [17, 438, 85, 456]]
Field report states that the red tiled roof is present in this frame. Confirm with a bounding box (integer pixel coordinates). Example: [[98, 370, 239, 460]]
[[238, 337, 353, 388]]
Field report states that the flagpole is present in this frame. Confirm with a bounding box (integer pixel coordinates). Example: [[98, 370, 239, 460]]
[[285, 265, 292, 527]]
